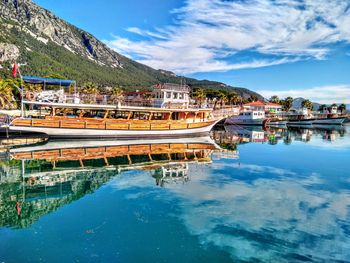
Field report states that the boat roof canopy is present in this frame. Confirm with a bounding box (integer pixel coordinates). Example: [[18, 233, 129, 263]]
[[22, 76, 76, 87]]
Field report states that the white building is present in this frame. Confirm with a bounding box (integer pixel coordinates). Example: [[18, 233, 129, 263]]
[[152, 83, 190, 108], [242, 101, 283, 113]]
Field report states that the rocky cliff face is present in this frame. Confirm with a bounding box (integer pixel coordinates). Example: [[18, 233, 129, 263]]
[[0, 43, 19, 66], [0, 0, 121, 67]]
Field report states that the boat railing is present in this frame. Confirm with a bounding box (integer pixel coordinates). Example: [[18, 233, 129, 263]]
[[26, 91, 214, 109]]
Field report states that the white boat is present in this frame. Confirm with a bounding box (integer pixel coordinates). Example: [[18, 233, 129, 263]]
[[225, 110, 266, 126], [311, 116, 346, 125], [287, 119, 313, 126]]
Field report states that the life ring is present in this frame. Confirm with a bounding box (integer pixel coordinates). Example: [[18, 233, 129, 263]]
[[262, 119, 270, 127], [26, 91, 36, 101]]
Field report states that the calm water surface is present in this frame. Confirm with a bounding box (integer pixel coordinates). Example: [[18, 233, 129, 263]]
[[1, 125, 350, 262]]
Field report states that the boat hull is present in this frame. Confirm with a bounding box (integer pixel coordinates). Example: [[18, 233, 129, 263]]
[[225, 118, 265, 126], [9, 121, 219, 139], [311, 117, 346, 125], [287, 120, 313, 126], [267, 121, 288, 127]]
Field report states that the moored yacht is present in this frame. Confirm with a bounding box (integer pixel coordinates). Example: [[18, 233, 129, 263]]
[[8, 77, 221, 138], [225, 110, 266, 126]]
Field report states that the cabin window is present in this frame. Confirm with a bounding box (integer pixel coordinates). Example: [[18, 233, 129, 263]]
[[171, 112, 180, 120], [166, 92, 171, 99], [130, 111, 150, 120], [113, 110, 129, 119], [178, 93, 184, 99], [151, 112, 164, 120], [173, 93, 178, 99], [94, 110, 106, 118]]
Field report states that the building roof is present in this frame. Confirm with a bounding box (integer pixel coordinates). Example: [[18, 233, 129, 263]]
[[243, 101, 282, 107]]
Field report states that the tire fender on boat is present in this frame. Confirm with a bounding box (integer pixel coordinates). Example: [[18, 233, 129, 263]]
[[26, 91, 37, 101]]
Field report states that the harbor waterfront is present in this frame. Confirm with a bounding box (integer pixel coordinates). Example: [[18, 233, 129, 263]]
[[0, 124, 350, 262]]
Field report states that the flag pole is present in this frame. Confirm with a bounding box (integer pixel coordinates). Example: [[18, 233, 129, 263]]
[[14, 61, 24, 117]]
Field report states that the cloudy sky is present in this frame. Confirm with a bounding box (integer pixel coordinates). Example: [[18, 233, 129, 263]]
[[34, 0, 350, 103]]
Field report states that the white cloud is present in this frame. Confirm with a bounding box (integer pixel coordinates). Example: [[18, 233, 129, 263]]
[[259, 84, 350, 103], [105, 0, 350, 74], [109, 162, 350, 262]]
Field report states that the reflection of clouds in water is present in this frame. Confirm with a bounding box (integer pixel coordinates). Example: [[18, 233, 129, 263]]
[[109, 163, 350, 262], [222, 163, 297, 176], [292, 125, 350, 150], [169, 164, 350, 262]]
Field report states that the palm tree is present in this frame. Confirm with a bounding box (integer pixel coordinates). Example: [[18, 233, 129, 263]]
[[111, 87, 124, 105], [282, 97, 293, 112], [338, 103, 346, 114], [228, 92, 242, 105], [0, 80, 17, 109], [248, 95, 258, 102], [217, 92, 228, 108], [81, 82, 99, 104], [82, 82, 99, 94], [301, 99, 313, 110], [318, 104, 327, 112], [269, 95, 280, 104], [193, 88, 206, 108]]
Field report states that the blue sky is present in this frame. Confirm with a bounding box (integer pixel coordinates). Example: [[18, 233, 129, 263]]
[[33, 0, 350, 103]]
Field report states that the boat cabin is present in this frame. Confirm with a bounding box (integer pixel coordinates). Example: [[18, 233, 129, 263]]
[[152, 83, 190, 108], [237, 110, 265, 120]]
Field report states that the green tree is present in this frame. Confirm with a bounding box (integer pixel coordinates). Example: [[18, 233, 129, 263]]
[[318, 104, 327, 112], [45, 73, 66, 79], [301, 99, 313, 110], [82, 82, 99, 94], [228, 92, 242, 105], [338, 103, 346, 114], [269, 95, 280, 104], [0, 79, 17, 109], [282, 96, 293, 111], [193, 88, 207, 107], [248, 95, 259, 102], [110, 87, 124, 105], [217, 92, 228, 108]]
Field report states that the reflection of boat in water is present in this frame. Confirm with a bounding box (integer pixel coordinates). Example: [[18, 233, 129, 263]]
[[10, 137, 220, 168], [217, 124, 347, 145], [224, 125, 266, 143], [1, 136, 222, 228]]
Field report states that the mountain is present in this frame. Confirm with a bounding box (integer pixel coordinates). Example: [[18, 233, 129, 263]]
[[292, 97, 321, 111], [0, 0, 263, 99]]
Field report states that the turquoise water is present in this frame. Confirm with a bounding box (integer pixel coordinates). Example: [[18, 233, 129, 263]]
[[1, 125, 350, 262]]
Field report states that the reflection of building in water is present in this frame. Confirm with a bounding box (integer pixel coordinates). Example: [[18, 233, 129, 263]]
[[153, 163, 190, 187], [1, 137, 220, 228]]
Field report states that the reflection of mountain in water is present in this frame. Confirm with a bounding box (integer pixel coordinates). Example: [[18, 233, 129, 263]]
[[0, 137, 223, 228]]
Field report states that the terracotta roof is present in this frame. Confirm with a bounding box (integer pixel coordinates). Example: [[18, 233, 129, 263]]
[[243, 101, 282, 107]]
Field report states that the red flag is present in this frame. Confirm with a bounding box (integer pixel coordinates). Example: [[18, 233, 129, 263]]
[[12, 62, 18, 78]]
